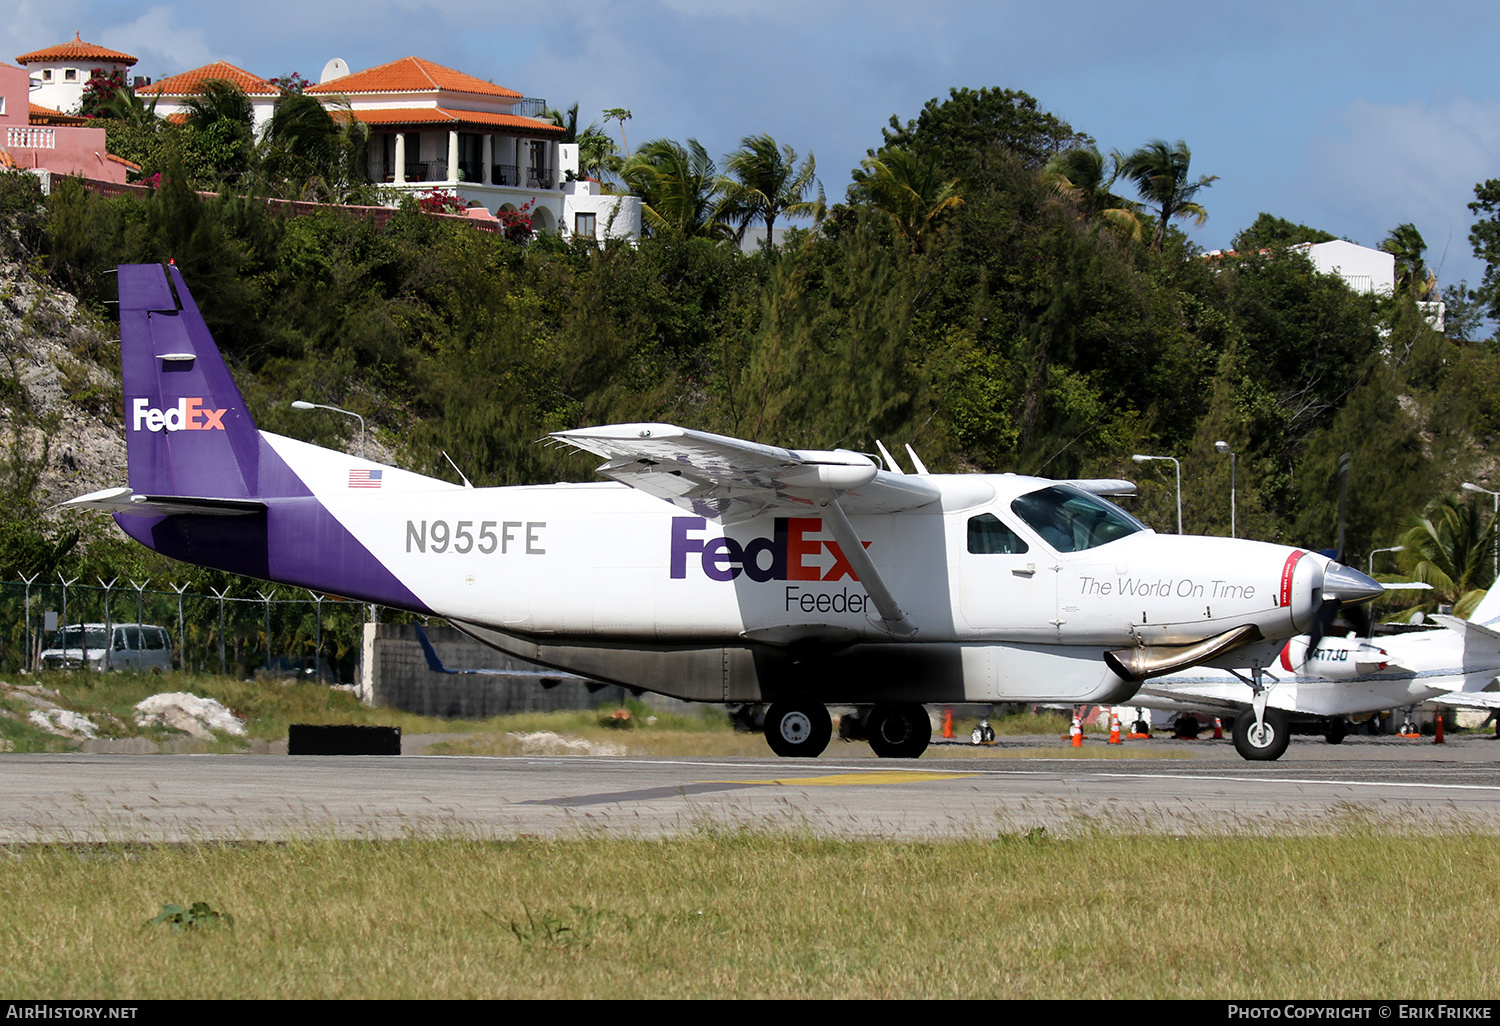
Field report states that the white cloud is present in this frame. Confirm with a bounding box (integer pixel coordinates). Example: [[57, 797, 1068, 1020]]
[[1302, 96, 1500, 284], [98, 6, 216, 77]]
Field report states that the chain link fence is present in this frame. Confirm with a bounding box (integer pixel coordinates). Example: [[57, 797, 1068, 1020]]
[[0, 578, 372, 682]]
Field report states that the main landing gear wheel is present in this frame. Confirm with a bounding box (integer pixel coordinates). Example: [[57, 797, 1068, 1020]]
[[1325, 718, 1347, 745], [1232, 707, 1290, 761], [764, 702, 832, 758], [867, 703, 931, 759]]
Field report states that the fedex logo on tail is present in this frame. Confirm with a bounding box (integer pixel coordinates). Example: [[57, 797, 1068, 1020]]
[[671, 516, 867, 582], [131, 398, 228, 433]]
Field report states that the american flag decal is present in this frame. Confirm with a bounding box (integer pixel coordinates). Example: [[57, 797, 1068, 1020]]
[[348, 468, 383, 489]]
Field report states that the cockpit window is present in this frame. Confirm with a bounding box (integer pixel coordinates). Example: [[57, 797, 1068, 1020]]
[[1010, 485, 1146, 553], [967, 513, 1029, 554]]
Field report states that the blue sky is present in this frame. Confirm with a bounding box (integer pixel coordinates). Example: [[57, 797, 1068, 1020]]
[[9, 0, 1500, 294]]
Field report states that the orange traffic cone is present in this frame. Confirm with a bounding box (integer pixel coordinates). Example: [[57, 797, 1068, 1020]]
[[1070, 716, 1083, 747], [1108, 712, 1122, 745], [1213, 717, 1223, 740], [942, 708, 954, 739], [1435, 713, 1446, 745]]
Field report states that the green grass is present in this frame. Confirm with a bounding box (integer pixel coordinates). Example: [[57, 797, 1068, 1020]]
[[1, 831, 1496, 999]]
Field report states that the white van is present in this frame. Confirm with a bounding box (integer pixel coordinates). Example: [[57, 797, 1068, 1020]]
[[39, 623, 173, 673]]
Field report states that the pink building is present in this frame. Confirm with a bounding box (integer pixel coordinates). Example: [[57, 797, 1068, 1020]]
[[0, 60, 132, 184]]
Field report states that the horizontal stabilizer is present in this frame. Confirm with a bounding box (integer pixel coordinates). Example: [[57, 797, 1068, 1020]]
[[1429, 614, 1500, 644], [60, 487, 265, 517]]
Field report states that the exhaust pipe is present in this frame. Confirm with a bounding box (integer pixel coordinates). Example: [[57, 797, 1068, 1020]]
[[1104, 624, 1264, 683]]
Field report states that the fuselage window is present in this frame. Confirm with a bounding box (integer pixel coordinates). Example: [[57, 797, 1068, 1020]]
[[1010, 485, 1145, 553], [967, 513, 1029, 554]]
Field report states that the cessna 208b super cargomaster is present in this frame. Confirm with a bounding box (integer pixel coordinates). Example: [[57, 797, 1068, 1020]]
[[65, 264, 1384, 758]]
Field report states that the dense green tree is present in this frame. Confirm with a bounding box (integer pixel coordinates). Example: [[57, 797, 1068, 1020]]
[[875, 87, 1090, 184], [1119, 139, 1217, 251], [1231, 212, 1336, 251], [1468, 179, 1500, 320]]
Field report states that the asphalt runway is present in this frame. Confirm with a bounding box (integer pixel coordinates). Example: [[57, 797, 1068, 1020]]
[[3, 732, 1499, 841]]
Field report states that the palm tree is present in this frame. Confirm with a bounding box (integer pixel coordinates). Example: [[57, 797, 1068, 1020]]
[[257, 92, 370, 202], [1379, 494, 1496, 621], [715, 134, 825, 248], [619, 138, 728, 238], [1118, 139, 1217, 251], [1042, 147, 1142, 241], [1380, 222, 1436, 299], [852, 147, 963, 254]]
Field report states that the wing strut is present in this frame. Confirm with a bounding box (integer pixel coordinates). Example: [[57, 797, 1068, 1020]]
[[819, 495, 917, 637]]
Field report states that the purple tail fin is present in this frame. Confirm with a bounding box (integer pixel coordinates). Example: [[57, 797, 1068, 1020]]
[[118, 263, 260, 498]]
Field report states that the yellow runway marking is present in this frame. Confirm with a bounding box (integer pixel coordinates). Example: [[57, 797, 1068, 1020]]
[[712, 771, 980, 787]]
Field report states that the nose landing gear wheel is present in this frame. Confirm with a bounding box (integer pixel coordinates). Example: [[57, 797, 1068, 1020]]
[[764, 702, 832, 758], [1232, 707, 1290, 761], [868, 703, 931, 759]]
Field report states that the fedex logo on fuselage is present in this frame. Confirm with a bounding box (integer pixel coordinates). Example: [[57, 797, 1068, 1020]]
[[671, 516, 865, 582], [131, 397, 227, 433]]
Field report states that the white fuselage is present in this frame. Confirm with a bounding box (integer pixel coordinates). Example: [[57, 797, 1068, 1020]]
[[263, 433, 1333, 705]]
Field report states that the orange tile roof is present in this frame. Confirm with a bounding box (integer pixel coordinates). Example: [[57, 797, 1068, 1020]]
[[308, 56, 521, 99], [29, 103, 88, 126], [17, 33, 137, 67], [140, 62, 280, 97], [346, 107, 562, 133], [106, 153, 141, 170], [0, 150, 17, 170]]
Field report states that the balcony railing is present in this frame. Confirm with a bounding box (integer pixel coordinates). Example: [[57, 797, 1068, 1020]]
[[372, 160, 557, 189], [7, 127, 55, 149], [515, 97, 548, 119], [374, 160, 449, 184]]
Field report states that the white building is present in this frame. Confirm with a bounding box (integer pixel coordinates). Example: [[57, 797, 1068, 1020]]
[[1293, 240, 1444, 330], [138, 62, 282, 135], [306, 55, 638, 240], [1291, 240, 1395, 296], [15, 33, 138, 115]]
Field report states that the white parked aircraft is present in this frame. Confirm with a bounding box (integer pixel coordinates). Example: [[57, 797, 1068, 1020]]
[[63, 264, 1383, 757], [1125, 587, 1500, 760]]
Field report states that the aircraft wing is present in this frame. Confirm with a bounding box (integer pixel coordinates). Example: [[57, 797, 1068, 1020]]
[[1428, 690, 1500, 710], [1132, 680, 1248, 715], [552, 422, 942, 522], [1428, 614, 1500, 644]]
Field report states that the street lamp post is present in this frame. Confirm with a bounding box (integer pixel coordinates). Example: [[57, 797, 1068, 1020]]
[[1462, 482, 1500, 579], [1214, 440, 1237, 538], [1368, 546, 1402, 576], [291, 400, 366, 458], [1131, 453, 1182, 534]]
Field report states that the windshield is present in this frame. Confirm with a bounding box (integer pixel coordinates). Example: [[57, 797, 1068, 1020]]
[[48, 627, 107, 651], [1010, 485, 1146, 553]]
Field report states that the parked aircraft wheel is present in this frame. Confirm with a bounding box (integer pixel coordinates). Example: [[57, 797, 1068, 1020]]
[[1325, 719, 1347, 745], [868, 703, 931, 759], [764, 702, 831, 758], [1232, 708, 1289, 761]]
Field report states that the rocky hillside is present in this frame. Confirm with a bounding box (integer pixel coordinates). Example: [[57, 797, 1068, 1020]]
[[0, 259, 128, 511]]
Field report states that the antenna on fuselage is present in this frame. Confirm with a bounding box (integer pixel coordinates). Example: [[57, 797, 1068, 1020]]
[[904, 444, 930, 475], [874, 440, 905, 474], [441, 452, 474, 489]]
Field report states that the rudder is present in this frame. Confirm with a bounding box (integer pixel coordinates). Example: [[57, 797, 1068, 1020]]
[[118, 263, 259, 499]]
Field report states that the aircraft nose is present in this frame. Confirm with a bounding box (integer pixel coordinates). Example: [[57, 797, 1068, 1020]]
[[1322, 562, 1384, 606]]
